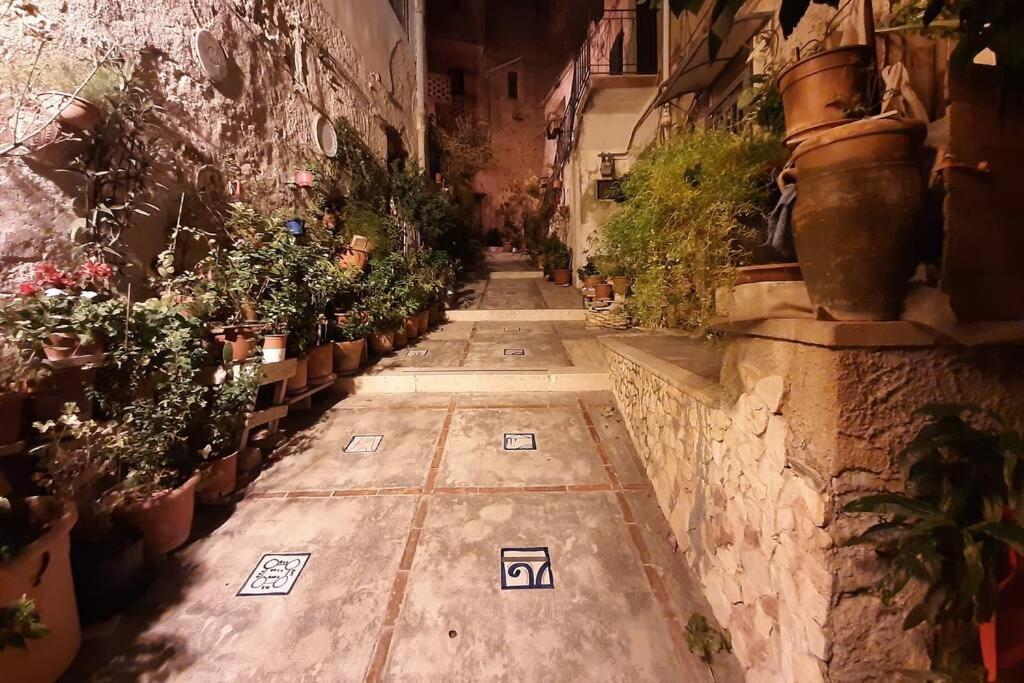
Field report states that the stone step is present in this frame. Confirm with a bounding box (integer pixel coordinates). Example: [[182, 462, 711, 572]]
[[488, 270, 544, 280], [337, 367, 609, 394], [446, 309, 587, 322]]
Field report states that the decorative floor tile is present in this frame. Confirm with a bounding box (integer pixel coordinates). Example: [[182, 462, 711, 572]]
[[503, 433, 537, 451], [503, 348, 526, 356], [345, 434, 383, 453], [500, 547, 554, 590], [406, 349, 429, 357], [237, 553, 310, 596]]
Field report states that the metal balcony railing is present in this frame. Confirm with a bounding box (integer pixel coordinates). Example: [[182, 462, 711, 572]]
[[549, 8, 654, 196]]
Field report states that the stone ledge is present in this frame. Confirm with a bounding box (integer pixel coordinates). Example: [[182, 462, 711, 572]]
[[599, 337, 720, 406], [712, 318, 1024, 348]]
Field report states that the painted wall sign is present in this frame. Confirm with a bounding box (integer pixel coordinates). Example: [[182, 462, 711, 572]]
[[501, 547, 554, 590], [238, 553, 311, 596], [346, 435, 383, 453], [504, 433, 537, 451]]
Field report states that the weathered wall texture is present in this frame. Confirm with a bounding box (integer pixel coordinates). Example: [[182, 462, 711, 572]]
[[605, 336, 1024, 682], [0, 0, 423, 289]]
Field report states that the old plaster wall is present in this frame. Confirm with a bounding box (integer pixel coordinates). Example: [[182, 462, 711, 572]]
[[606, 336, 1024, 682], [0, 0, 422, 290]]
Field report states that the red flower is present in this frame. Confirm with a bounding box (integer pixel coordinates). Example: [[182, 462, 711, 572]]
[[33, 262, 74, 288], [78, 262, 113, 280], [17, 282, 39, 296]]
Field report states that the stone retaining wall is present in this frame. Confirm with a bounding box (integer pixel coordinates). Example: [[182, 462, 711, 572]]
[[603, 334, 1024, 682]]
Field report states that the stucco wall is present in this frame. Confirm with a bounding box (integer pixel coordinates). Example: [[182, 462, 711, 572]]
[[0, 0, 423, 290], [563, 83, 656, 280], [605, 335, 1024, 681]]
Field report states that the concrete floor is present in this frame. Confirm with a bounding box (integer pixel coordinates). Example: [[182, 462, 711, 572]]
[[66, 261, 743, 682]]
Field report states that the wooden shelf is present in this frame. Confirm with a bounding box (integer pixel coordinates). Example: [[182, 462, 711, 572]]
[[286, 374, 337, 410], [245, 404, 289, 430], [42, 353, 106, 371]]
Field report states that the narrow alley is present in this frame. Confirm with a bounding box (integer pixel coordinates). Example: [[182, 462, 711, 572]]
[[67, 254, 743, 682]]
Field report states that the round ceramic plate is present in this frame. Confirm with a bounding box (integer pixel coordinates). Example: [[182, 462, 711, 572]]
[[311, 114, 338, 157], [192, 29, 229, 83]]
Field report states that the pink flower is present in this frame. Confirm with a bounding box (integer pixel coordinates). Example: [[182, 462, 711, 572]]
[[17, 282, 39, 296]]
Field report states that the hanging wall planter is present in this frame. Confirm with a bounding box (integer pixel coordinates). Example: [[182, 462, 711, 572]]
[[285, 218, 304, 236], [294, 170, 315, 188]]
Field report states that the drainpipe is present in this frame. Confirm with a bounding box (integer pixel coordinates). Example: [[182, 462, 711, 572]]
[[413, 0, 427, 169]]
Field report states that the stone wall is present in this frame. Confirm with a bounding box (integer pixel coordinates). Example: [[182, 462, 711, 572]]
[[0, 0, 423, 289], [603, 334, 1024, 682]]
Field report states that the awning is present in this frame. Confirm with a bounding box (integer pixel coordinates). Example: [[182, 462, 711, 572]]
[[655, 10, 772, 106]]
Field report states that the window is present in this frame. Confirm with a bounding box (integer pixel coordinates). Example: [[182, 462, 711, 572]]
[[450, 68, 466, 96], [389, 0, 407, 28], [507, 71, 519, 99]]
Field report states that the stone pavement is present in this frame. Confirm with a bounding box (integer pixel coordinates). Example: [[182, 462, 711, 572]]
[[66, 258, 743, 682]]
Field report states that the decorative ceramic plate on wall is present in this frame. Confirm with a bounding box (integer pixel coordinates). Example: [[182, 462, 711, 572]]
[[192, 29, 229, 83], [311, 114, 338, 157]]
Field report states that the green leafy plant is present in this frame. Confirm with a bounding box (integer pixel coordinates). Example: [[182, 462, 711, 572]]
[[844, 404, 1024, 677], [576, 257, 600, 281], [684, 613, 733, 663], [538, 237, 571, 276], [0, 597, 49, 651], [329, 315, 373, 343], [597, 128, 783, 328], [198, 364, 260, 462]]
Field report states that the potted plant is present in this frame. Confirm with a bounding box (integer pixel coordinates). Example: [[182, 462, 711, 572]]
[[33, 407, 146, 622], [196, 364, 260, 505], [0, 496, 80, 681], [844, 405, 1024, 681], [596, 127, 784, 328], [87, 298, 210, 558], [577, 257, 602, 289], [330, 315, 371, 375], [3, 262, 116, 361], [293, 169, 315, 188], [544, 239, 572, 285]]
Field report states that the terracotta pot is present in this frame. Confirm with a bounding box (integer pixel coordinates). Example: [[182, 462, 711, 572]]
[[502, 241, 513, 253], [261, 333, 288, 363], [306, 343, 334, 385], [237, 447, 263, 479], [370, 331, 395, 355], [335, 312, 350, 325], [0, 498, 80, 683], [286, 355, 309, 395], [403, 316, 420, 339], [0, 391, 25, 446], [394, 327, 408, 349], [593, 283, 613, 300], [553, 268, 571, 286], [198, 452, 239, 505], [416, 310, 430, 335], [610, 276, 632, 296], [736, 263, 803, 285], [583, 275, 602, 288], [294, 170, 315, 187], [333, 339, 365, 374], [777, 46, 875, 149], [339, 247, 369, 272], [118, 473, 200, 558], [228, 328, 258, 363], [428, 303, 444, 326], [39, 91, 102, 132], [788, 118, 926, 321]]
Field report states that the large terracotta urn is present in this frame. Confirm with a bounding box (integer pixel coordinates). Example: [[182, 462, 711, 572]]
[[788, 118, 926, 321], [0, 498, 81, 683]]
